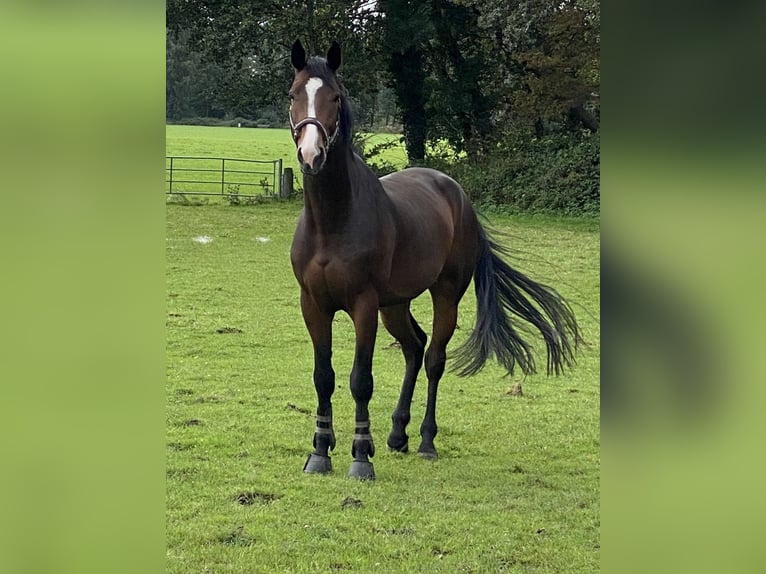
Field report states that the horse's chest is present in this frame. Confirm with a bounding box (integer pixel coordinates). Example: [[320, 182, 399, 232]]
[[299, 250, 376, 308]]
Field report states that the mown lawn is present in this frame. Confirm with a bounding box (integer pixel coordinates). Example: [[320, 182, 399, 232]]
[[165, 125, 408, 194], [166, 201, 600, 573]]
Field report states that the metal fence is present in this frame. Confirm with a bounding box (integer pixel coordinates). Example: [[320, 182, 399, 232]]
[[166, 156, 284, 201]]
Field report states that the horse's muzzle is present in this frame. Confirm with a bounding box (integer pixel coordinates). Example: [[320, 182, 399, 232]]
[[298, 145, 326, 174], [291, 114, 337, 175]]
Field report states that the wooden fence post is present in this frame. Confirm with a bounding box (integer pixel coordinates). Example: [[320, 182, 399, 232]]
[[280, 168, 293, 199]]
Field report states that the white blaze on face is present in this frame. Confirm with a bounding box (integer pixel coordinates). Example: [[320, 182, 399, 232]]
[[299, 77, 324, 168]]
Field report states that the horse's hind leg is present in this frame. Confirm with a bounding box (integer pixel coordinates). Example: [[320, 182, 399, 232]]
[[380, 304, 427, 453], [419, 295, 458, 460]]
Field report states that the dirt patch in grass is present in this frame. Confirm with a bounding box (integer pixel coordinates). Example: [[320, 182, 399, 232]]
[[287, 402, 313, 416], [506, 382, 524, 396], [234, 491, 281, 506], [216, 326, 243, 334], [194, 395, 226, 403], [341, 496, 363, 509]]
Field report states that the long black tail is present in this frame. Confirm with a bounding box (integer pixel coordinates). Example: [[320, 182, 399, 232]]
[[453, 224, 582, 377]]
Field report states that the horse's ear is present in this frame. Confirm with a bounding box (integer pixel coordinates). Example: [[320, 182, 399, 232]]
[[327, 41, 341, 72], [291, 40, 306, 71]]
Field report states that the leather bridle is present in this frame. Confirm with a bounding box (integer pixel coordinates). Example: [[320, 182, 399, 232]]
[[289, 99, 341, 149]]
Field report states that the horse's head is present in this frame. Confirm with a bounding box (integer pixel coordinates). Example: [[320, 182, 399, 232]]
[[289, 40, 343, 175]]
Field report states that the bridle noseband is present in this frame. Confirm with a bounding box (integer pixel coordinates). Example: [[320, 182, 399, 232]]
[[289, 99, 341, 150]]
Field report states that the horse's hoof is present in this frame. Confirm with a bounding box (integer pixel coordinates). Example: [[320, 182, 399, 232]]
[[348, 459, 375, 480], [303, 453, 332, 474], [387, 437, 409, 453], [417, 448, 438, 461]]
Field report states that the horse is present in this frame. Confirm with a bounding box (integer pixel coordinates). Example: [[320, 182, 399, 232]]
[[287, 40, 581, 480]]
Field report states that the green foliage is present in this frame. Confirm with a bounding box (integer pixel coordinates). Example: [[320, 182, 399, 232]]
[[166, 1, 390, 126], [224, 181, 272, 206], [166, 2, 600, 213], [352, 133, 404, 177], [486, 0, 600, 130], [166, 203, 600, 573], [483, 1, 600, 132], [428, 130, 600, 216], [423, 0, 495, 159], [166, 116, 267, 128], [379, 0, 432, 162], [166, 27, 227, 121]]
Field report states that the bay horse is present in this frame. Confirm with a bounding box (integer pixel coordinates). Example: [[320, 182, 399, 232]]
[[288, 41, 581, 480]]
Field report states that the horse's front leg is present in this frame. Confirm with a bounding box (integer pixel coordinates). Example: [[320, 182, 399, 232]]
[[347, 289, 379, 480], [300, 290, 336, 474]]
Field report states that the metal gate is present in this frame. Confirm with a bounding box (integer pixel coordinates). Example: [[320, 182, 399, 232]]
[[166, 156, 283, 201]]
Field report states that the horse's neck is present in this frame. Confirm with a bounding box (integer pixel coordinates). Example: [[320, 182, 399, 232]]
[[302, 146, 377, 235]]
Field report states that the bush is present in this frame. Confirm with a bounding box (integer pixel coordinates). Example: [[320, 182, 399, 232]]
[[166, 116, 280, 129], [227, 117, 260, 128], [167, 116, 228, 127], [426, 130, 600, 216]]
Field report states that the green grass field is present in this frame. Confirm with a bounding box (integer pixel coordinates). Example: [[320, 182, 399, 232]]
[[166, 168, 600, 571], [166, 125, 408, 201]]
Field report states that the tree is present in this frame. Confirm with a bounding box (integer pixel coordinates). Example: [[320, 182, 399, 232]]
[[379, 0, 432, 163], [166, 0, 385, 124], [166, 27, 224, 120], [457, 0, 600, 134], [425, 0, 495, 159]]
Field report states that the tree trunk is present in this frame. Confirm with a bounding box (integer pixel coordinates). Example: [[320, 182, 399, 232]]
[[389, 46, 427, 164]]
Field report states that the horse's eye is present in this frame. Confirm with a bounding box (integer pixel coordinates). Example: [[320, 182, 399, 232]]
[[287, 93, 294, 101]]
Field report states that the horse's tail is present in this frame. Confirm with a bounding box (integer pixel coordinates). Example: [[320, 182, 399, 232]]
[[453, 224, 582, 377]]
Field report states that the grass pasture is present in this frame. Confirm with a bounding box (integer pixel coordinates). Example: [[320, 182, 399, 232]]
[[166, 199, 600, 572], [166, 125, 408, 201]]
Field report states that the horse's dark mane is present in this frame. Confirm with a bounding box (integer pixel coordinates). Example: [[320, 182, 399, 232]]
[[304, 56, 354, 145]]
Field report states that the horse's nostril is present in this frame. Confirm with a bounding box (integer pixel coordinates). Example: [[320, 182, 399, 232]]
[[298, 145, 326, 173]]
